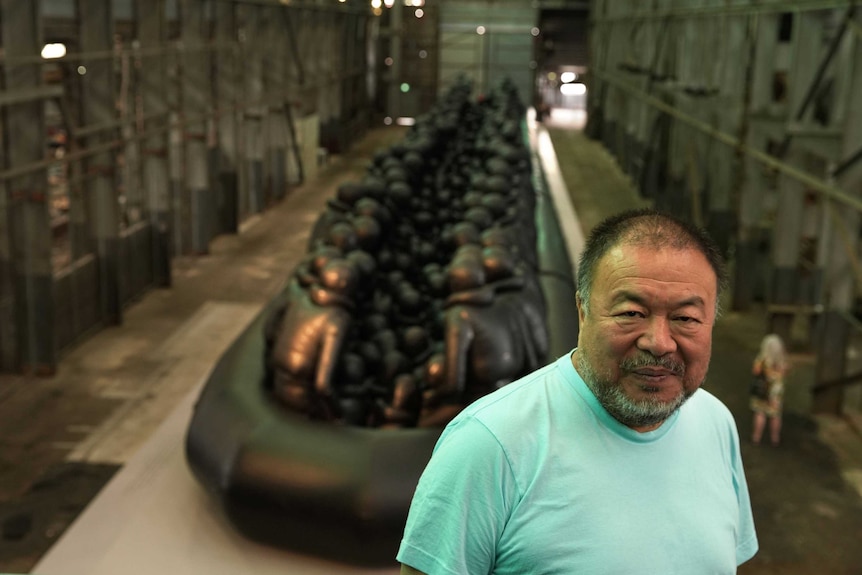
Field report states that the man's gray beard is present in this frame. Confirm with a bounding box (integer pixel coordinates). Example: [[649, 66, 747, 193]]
[[576, 350, 695, 429]]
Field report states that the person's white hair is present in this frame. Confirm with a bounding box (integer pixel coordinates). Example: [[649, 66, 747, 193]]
[[759, 333, 787, 371]]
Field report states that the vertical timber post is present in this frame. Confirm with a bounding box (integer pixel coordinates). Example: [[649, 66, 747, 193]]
[[814, 18, 862, 414], [167, 2, 185, 256], [0, 0, 55, 373], [138, 0, 172, 286], [266, 3, 288, 203], [769, 11, 822, 343], [733, 13, 778, 311], [283, 4, 303, 188], [706, 14, 745, 258], [0, 6, 13, 370], [215, 0, 239, 233], [180, 0, 212, 254], [387, 1, 403, 121], [241, 3, 265, 216], [770, 148, 806, 342], [79, 0, 122, 325]]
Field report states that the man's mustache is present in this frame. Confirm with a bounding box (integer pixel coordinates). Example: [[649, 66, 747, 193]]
[[620, 354, 685, 377]]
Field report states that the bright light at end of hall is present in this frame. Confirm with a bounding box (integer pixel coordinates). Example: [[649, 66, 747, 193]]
[[41, 43, 67, 59], [560, 83, 587, 96], [371, 0, 382, 8], [384, 0, 395, 7], [415, 8, 424, 17], [476, 26, 486, 35], [531, 27, 540, 36], [560, 71, 577, 83]]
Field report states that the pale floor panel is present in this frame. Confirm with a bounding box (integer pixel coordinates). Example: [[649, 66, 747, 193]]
[[66, 302, 261, 465], [34, 373, 400, 575]]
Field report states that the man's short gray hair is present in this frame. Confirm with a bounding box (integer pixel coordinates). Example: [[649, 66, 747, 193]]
[[577, 208, 727, 316]]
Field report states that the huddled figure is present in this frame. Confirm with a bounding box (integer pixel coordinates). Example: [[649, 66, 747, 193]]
[[264, 77, 550, 428]]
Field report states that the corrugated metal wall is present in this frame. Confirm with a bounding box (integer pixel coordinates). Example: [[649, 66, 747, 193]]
[[438, 0, 537, 103], [587, 0, 862, 416]]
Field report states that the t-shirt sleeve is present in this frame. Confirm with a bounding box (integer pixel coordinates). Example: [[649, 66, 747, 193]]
[[397, 414, 520, 575], [730, 420, 759, 565]]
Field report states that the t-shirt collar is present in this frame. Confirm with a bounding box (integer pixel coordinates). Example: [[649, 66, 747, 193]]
[[559, 349, 682, 443]]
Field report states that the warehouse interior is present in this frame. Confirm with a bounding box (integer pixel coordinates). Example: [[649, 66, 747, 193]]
[[0, 0, 862, 573]]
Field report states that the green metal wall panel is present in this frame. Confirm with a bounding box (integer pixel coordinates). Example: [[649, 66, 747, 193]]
[[439, 0, 537, 103]]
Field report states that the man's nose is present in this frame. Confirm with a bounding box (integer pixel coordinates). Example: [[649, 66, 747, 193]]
[[637, 317, 677, 356]]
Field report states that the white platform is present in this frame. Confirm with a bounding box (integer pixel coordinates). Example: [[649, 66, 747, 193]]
[[32, 372, 401, 575]]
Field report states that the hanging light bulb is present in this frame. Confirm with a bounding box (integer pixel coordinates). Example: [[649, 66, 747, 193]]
[[41, 43, 67, 59]]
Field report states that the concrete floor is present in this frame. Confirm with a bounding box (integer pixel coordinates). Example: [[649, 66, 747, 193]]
[[1, 112, 862, 574]]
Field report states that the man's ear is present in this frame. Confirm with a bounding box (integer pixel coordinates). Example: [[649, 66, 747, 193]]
[[575, 291, 586, 325]]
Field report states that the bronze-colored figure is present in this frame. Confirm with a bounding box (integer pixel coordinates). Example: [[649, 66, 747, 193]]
[[377, 373, 421, 429], [270, 258, 359, 420], [482, 245, 549, 372], [436, 251, 533, 405]]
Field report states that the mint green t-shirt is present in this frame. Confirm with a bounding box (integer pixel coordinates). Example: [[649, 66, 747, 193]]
[[398, 351, 758, 574]]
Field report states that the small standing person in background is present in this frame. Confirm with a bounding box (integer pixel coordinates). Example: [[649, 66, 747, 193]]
[[751, 333, 789, 446]]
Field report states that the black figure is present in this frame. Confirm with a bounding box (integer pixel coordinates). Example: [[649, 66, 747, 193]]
[[306, 182, 368, 250]]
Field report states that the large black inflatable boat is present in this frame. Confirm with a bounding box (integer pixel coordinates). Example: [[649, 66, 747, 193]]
[[185, 80, 579, 566]]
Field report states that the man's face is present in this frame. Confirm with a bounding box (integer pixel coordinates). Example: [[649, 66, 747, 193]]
[[574, 243, 717, 431]]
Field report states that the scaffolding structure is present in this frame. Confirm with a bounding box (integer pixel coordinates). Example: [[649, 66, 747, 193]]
[[587, 0, 862, 416], [0, 0, 376, 375]]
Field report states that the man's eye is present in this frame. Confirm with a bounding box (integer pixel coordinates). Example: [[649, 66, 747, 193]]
[[675, 316, 697, 323], [619, 311, 642, 318]]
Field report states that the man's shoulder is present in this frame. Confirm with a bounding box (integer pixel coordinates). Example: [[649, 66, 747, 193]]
[[464, 358, 566, 416], [684, 387, 738, 430], [691, 386, 732, 410], [440, 359, 569, 441]]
